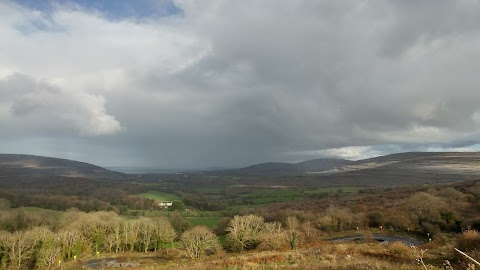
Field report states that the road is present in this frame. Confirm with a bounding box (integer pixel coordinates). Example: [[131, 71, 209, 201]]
[[328, 233, 425, 246]]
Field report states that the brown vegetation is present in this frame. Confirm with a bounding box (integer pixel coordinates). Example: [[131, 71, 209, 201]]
[[181, 226, 220, 259]]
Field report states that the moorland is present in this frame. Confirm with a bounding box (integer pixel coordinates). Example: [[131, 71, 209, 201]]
[[0, 152, 479, 269]]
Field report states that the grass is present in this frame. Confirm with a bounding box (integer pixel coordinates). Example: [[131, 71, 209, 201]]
[[232, 187, 362, 205], [135, 186, 363, 211], [303, 186, 363, 194], [18, 207, 64, 218], [80, 241, 440, 270], [186, 217, 221, 228], [189, 186, 226, 194], [135, 190, 182, 201]]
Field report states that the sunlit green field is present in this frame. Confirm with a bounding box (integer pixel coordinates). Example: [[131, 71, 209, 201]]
[[233, 186, 362, 205], [134, 186, 362, 212], [135, 190, 182, 201]]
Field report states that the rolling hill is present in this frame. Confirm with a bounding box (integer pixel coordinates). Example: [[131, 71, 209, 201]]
[[205, 152, 480, 187], [1, 152, 480, 188], [0, 154, 127, 181], [223, 158, 354, 176]]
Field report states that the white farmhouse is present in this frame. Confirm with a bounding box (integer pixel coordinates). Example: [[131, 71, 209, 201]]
[[158, 201, 173, 209]]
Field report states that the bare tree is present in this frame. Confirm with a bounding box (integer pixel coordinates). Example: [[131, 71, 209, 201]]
[[403, 192, 448, 229], [226, 215, 264, 251], [34, 228, 60, 269], [123, 219, 139, 252], [8, 230, 37, 269], [0, 230, 12, 269], [258, 221, 286, 251], [152, 217, 176, 251], [317, 205, 354, 232], [138, 217, 155, 253], [300, 220, 318, 242], [181, 226, 220, 259], [59, 229, 82, 260]]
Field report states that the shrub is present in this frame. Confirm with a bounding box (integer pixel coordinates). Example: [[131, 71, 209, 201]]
[[226, 215, 264, 251], [213, 217, 231, 236], [181, 226, 220, 259], [257, 222, 286, 251], [286, 216, 303, 250], [367, 211, 384, 228], [456, 230, 480, 255], [388, 241, 412, 258], [455, 230, 480, 267], [316, 206, 354, 232], [169, 201, 186, 211]]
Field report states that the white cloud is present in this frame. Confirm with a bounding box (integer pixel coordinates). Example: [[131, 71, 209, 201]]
[[0, 73, 122, 137], [0, 1, 207, 139], [2, 0, 480, 167], [287, 145, 395, 161]]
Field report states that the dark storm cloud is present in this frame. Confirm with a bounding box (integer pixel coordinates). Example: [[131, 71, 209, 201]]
[[2, 0, 480, 168]]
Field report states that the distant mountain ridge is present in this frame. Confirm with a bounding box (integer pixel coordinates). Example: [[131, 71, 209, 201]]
[[224, 158, 355, 175], [2, 152, 480, 186], [0, 154, 127, 180], [216, 152, 480, 178]]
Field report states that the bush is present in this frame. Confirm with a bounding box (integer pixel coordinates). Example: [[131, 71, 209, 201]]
[[456, 230, 480, 254], [226, 215, 264, 251], [169, 201, 186, 211], [181, 226, 220, 259], [213, 217, 231, 236], [257, 222, 286, 251], [388, 241, 413, 258], [367, 211, 384, 228], [455, 230, 480, 266], [316, 206, 354, 232]]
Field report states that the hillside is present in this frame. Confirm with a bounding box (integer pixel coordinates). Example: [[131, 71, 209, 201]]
[[2, 151, 480, 188], [301, 152, 480, 186], [0, 154, 146, 212], [223, 158, 354, 176], [193, 152, 480, 187], [0, 154, 127, 181]]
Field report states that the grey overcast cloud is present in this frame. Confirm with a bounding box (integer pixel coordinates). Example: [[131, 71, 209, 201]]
[[2, 0, 480, 169]]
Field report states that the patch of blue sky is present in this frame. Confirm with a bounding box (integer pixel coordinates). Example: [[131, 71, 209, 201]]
[[14, 0, 182, 20], [15, 17, 65, 34], [12, 2, 65, 34]]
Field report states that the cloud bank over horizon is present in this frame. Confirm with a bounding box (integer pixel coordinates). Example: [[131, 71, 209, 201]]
[[2, 0, 480, 168]]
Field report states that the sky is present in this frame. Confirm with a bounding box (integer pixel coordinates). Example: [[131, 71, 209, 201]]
[[2, 0, 480, 169]]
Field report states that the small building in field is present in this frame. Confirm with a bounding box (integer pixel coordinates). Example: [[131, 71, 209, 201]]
[[158, 201, 173, 209]]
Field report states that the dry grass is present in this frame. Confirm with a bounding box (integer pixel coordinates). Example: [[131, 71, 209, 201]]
[[456, 230, 480, 265], [78, 242, 449, 270]]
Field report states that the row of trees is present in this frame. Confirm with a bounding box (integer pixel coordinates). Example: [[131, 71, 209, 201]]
[[0, 193, 157, 213], [1, 210, 479, 268], [0, 211, 176, 269], [0, 209, 314, 268]]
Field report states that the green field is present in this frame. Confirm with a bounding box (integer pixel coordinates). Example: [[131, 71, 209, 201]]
[[189, 186, 225, 194], [135, 190, 182, 201], [135, 186, 362, 211], [19, 207, 64, 217], [232, 186, 362, 205], [186, 217, 221, 228], [303, 186, 362, 194]]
